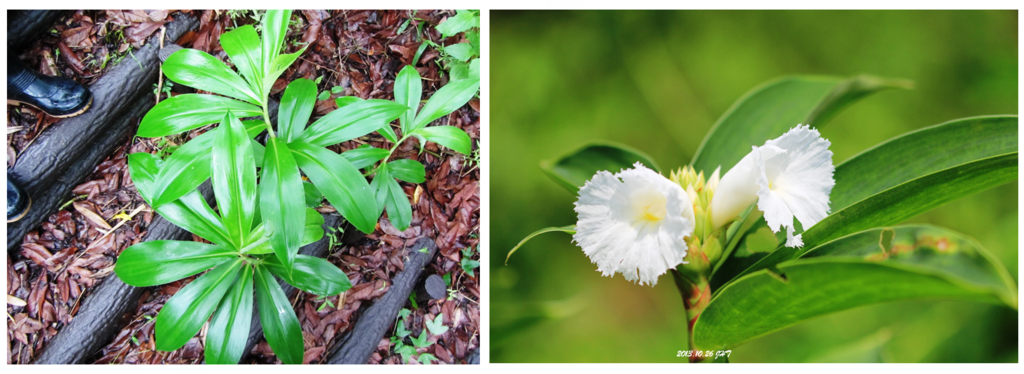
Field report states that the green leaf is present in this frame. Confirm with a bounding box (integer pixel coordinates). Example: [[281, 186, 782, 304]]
[[150, 130, 216, 208], [260, 137, 306, 274], [370, 165, 413, 231], [260, 10, 292, 84], [449, 61, 470, 82], [254, 264, 304, 364], [436, 10, 479, 38], [148, 120, 265, 208], [278, 78, 317, 142], [394, 65, 422, 134], [263, 50, 303, 98], [129, 152, 233, 246], [540, 141, 661, 192], [341, 146, 390, 170], [410, 329, 430, 348], [155, 258, 243, 351], [290, 140, 379, 234], [413, 125, 472, 155], [302, 181, 322, 207], [297, 99, 408, 147], [138, 94, 262, 138], [244, 208, 325, 255], [425, 313, 449, 336], [115, 240, 236, 287], [505, 225, 576, 264], [264, 254, 353, 296], [417, 353, 437, 365], [219, 24, 264, 96], [444, 43, 474, 61], [162, 49, 261, 105], [205, 264, 253, 364], [693, 225, 1017, 351], [388, 159, 426, 183], [211, 112, 258, 248], [468, 58, 480, 81], [411, 79, 479, 132], [335, 96, 361, 108], [690, 75, 911, 173], [831, 115, 1017, 212]]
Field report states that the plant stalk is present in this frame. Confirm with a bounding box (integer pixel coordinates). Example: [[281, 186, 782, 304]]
[[671, 269, 711, 363]]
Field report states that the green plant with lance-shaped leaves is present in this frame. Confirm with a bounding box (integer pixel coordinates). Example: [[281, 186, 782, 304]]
[[117, 112, 350, 364], [507, 74, 1017, 362], [116, 10, 479, 364]]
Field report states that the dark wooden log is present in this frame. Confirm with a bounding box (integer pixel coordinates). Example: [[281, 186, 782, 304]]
[[7, 10, 70, 52], [236, 214, 345, 362], [7, 13, 198, 253], [324, 237, 438, 364], [33, 182, 215, 364], [416, 274, 447, 304]]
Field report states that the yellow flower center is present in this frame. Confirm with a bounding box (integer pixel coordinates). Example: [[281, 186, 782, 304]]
[[633, 189, 668, 223]]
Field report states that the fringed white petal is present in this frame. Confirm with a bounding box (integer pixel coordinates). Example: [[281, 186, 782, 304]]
[[710, 124, 834, 248], [573, 162, 694, 286]]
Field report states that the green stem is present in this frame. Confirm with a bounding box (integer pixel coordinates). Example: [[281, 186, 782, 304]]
[[261, 101, 276, 138], [672, 269, 711, 363], [367, 132, 410, 176]]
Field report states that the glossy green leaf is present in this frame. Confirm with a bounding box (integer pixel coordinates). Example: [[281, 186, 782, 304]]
[[341, 146, 390, 170], [115, 240, 236, 287], [831, 115, 1017, 211], [128, 153, 233, 246], [736, 151, 1018, 281], [162, 49, 261, 105], [254, 264, 304, 364], [691, 75, 910, 173], [138, 94, 262, 138], [263, 50, 303, 100], [335, 96, 361, 108], [278, 78, 317, 142], [219, 24, 264, 96], [244, 208, 324, 255], [411, 78, 479, 132], [297, 99, 407, 147], [211, 112, 258, 248], [505, 225, 576, 264], [148, 120, 265, 208], [540, 141, 661, 192], [388, 159, 426, 183], [302, 181, 322, 207], [264, 254, 353, 296], [205, 264, 253, 364], [377, 168, 413, 231], [260, 10, 291, 85], [260, 137, 306, 274], [413, 125, 472, 155], [290, 140, 378, 234], [394, 65, 422, 134], [693, 225, 1017, 351], [150, 130, 215, 208], [155, 258, 243, 351]]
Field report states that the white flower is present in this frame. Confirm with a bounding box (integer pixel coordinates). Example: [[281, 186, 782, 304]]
[[709, 124, 834, 247], [573, 162, 695, 286]]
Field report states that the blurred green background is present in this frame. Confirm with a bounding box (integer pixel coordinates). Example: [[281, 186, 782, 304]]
[[489, 10, 1018, 363]]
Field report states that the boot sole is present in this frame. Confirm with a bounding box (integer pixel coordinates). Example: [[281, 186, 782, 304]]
[[7, 95, 93, 119], [7, 196, 31, 223]]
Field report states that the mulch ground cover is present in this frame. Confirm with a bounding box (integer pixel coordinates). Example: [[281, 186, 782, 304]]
[[7, 9, 479, 365]]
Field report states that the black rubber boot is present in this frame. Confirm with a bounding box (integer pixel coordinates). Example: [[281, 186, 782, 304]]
[[7, 178, 31, 223], [7, 55, 92, 118]]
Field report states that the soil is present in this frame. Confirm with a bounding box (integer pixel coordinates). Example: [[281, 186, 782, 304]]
[[6, 9, 479, 365]]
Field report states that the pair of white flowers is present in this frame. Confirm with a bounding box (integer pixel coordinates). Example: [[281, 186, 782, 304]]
[[573, 125, 834, 286]]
